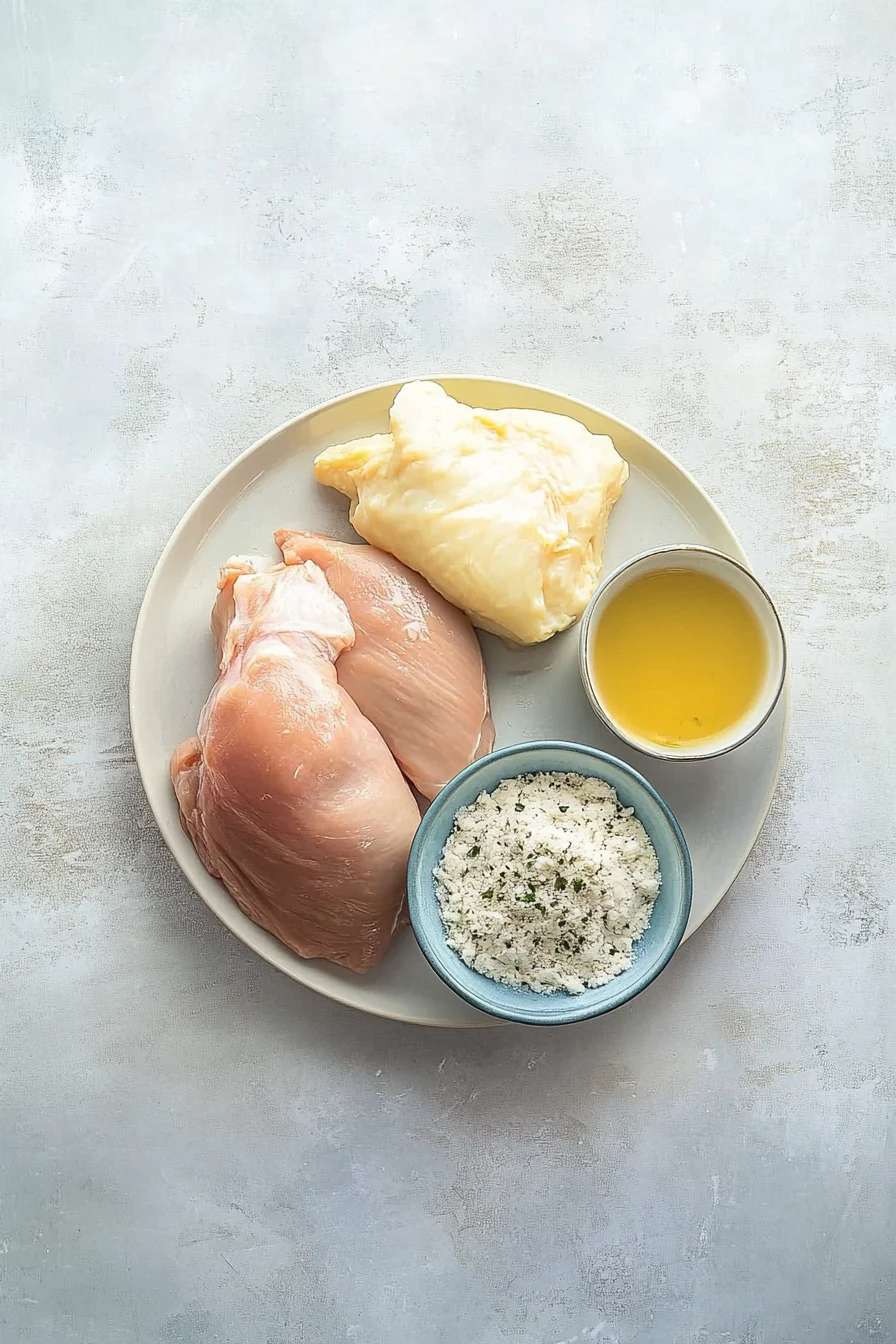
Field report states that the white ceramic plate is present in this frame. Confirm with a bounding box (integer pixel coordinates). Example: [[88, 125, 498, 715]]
[[131, 377, 788, 1027]]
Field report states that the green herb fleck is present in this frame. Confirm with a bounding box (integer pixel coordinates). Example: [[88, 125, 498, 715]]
[[468, 845, 481, 858], [554, 875, 568, 891]]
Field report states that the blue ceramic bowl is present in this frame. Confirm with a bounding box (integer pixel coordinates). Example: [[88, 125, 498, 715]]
[[407, 742, 693, 1026]]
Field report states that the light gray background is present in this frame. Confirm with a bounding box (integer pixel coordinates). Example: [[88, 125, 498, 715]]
[[2, 2, 894, 1341]]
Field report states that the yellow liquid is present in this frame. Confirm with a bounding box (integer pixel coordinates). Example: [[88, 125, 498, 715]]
[[591, 568, 767, 747]]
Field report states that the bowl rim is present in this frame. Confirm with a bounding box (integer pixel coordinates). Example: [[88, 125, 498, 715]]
[[406, 740, 694, 1025], [578, 544, 788, 763]]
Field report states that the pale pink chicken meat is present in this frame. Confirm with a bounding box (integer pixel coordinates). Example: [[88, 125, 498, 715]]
[[170, 557, 420, 972], [275, 530, 495, 799]]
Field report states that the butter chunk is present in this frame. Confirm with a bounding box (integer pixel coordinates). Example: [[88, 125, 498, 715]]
[[313, 380, 628, 645]]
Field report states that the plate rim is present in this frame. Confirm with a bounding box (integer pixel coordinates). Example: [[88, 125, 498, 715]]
[[130, 373, 790, 1028]]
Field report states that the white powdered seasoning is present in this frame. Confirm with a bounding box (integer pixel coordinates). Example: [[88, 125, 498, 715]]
[[434, 772, 660, 994]]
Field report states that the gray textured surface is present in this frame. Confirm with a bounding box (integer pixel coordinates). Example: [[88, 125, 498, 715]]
[[2, 1, 895, 1341]]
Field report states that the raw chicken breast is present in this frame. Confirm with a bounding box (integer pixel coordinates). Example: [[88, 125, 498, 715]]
[[170, 557, 420, 972], [209, 554, 271, 666], [313, 380, 629, 645], [275, 530, 495, 799]]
